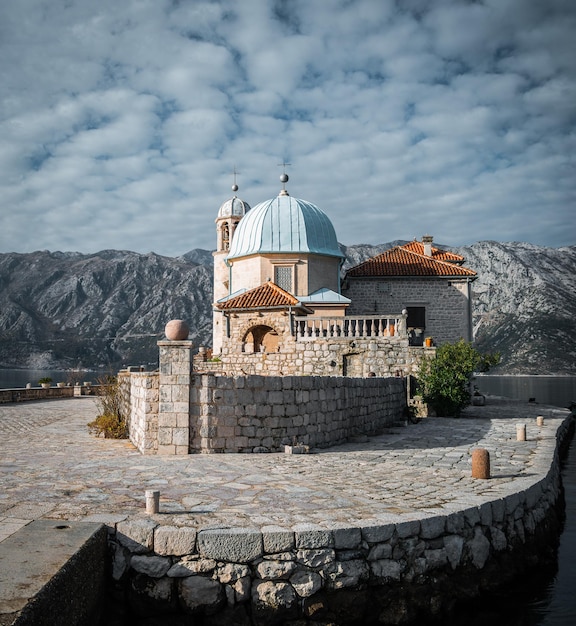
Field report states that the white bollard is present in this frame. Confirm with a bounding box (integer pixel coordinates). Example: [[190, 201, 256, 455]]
[[516, 423, 527, 441], [145, 490, 160, 514], [536, 416, 544, 427]]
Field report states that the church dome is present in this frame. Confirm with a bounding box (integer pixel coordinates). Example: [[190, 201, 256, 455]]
[[227, 193, 343, 260], [217, 196, 251, 219]]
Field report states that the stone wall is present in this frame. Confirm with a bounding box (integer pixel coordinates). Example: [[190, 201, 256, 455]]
[[121, 371, 159, 455], [189, 374, 405, 453], [343, 276, 473, 344], [109, 416, 572, 625], [0, 385, 88, 403], [218, 310, 428, 378], [123, 368, 406, 455]]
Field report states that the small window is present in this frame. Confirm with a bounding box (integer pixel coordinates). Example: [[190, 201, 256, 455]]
[[221, 223, 230, 251], [275, 266, 293, 292]]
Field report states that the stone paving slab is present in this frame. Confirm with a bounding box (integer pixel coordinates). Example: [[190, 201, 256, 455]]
[[0, 397, 570, 540]]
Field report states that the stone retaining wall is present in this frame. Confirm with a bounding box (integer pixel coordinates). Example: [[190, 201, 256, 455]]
[[122, 370, 406, 455], [190, 374, 405, 453], [109, 417, 572, 625]]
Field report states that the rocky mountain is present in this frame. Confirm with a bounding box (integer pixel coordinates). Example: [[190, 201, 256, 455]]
[[0, 242, 574, 374], [453, 242, 576, 375], [0, 250, 213, 369]]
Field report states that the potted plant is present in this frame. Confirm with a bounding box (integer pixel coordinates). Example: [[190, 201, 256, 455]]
[[38, 377, 52, 389]]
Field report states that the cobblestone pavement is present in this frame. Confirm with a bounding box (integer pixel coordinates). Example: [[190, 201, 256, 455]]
[[0, 397, 571, 541]]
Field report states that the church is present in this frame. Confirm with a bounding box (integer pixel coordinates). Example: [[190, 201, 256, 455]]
[[208, 174, 477, 378], [122, 174, 478, 454]]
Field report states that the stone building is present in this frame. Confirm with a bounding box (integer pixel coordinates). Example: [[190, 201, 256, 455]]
[[121, 175, 478, 455], [342, 235, 477, 347], [209, 176, 477, 378]]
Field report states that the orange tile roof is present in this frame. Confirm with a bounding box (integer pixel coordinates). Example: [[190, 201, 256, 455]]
[[346, 247, 477, 278], [216, 281, 300, 310], [401, 240, 464, 263]]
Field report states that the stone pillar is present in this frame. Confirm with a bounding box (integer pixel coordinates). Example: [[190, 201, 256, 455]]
[[157, 340, 194, 455]]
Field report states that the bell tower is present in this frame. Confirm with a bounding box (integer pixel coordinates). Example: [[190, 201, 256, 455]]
[[212, 178, 250, 354]]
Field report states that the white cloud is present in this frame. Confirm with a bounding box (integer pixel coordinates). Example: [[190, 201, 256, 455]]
[[0, 0, 574, 256]]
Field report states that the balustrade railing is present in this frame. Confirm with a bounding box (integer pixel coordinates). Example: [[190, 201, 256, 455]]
[[293, 314, 407, 341]]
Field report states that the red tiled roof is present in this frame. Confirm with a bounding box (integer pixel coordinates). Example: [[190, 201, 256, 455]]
[[401, 240, 464, 263], [346, 247, 477, 278], [216, 281, 300, 310]]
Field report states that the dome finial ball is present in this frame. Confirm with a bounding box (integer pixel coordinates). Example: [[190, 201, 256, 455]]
[[280, 173, 289, 184]]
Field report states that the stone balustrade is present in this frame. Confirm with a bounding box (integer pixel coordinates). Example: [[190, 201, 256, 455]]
[[293, 314, 407, 341]]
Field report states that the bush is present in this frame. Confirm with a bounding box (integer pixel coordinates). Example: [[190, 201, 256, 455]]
[[87, 375, 128, 439], [417, 340, 500, 417]]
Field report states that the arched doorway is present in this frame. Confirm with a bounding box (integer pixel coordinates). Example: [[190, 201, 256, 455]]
[[243, 325, 279, 353]]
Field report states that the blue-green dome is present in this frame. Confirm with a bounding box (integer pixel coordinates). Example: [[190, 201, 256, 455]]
[[227, 193, 343, 260]]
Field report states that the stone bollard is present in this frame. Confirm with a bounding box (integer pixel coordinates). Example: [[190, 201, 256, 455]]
[[471, 448, 490, 479], [145, 490, 160, 514], [516, 423, 527, 441], [536, 416, 544, 427]]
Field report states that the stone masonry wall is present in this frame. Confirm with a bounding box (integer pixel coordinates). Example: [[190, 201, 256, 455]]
[[125, 369, 406, 455], [122, 371, 159, 455], [110, 416, 572, 625], [343, 277, 473, 344], [189, 374, 405, 453], [220, 319, 427, 378]]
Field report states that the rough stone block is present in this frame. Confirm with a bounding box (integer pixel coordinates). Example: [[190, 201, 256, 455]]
[[197, 528, 263, 563], [179, 576, 224, 613], [325, 559, 369, 589], [262, 527, 295, 553], [158, 428, 174, 445], [154, 526, 197, 556], [468, 527, 491, 569], [216, 563, 251, 583], [130, 554, 172, 578], [252, 580, 297, 613], [256, 560, 297, 580], [281, 532, 323, 556], [116, 519, 157, 554], [367, 543, 392, 561], [290, 570, 323, 597], [360, 523, 394, 544], [333, 527, 362, 550], [295, 549, 335, 568], [419, 515, 446, 539], [157, 444, 177, 455], [370, 559, 402, 581]]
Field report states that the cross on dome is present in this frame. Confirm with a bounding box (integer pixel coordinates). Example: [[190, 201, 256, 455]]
[[278, 161, 291, 196]]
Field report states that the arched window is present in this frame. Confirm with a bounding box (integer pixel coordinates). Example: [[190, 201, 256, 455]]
[[222, 223, 230, 251]]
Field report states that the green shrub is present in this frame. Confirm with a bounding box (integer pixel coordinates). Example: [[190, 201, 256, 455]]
[[417, 340, 500, 417]]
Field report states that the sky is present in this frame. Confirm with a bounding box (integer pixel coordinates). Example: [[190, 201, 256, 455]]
[[0, 0, 575, 257]]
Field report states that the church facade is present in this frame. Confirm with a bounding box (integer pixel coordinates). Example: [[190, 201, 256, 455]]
[[208, 177, 477, 378]]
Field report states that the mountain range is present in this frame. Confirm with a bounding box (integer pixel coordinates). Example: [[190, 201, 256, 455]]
[[0, 241, 574, 374]]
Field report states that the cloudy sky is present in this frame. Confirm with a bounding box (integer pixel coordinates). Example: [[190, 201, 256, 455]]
[[1, 0, 574, 257]]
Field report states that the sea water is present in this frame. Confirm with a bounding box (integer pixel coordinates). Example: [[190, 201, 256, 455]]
[[0, 368, 109, 389], [473, 375, 576, 408]]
